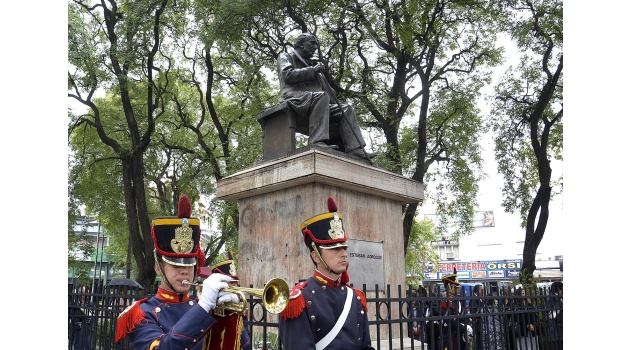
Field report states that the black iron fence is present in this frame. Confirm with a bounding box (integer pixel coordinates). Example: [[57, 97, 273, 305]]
[[68, 282, 562, 350]]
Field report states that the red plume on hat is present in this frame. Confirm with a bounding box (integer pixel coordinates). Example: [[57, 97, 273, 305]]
[[178, 195, 205, 273], [327, 196, 337, 212], [178, 194, 192, 218]]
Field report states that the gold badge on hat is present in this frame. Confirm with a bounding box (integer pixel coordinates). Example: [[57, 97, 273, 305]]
[[229, 261, 237, 276], [171, 218, 194, 253], [328, 212, 344, 239]]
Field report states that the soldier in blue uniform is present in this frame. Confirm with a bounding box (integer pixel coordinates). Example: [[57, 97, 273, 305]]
[[279, 196, 375, 350], [203, 255, 252, 350], [426, 270, 470, 350], [115, 194, 241, 350]]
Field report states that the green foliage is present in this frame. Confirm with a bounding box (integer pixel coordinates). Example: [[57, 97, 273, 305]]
[[488, 0, 563, 226], [405, 218, 440, 286], [487, 0, 562, 283], [68, 165, 96, 283], [252, 331, 280, 350], [68, 0, 560, 282], [68, 0, 276, 284], [423, 85, 486, 236]]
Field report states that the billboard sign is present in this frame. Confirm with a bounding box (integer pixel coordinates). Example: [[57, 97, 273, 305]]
[[426, 259, 522, 281]]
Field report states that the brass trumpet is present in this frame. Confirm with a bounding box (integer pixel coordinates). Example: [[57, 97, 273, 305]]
[[183, 277, 290, 316]]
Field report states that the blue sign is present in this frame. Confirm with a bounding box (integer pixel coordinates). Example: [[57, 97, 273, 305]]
[[426, 259, 522, 281]]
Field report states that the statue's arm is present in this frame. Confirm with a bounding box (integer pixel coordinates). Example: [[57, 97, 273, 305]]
[[278, 53, 317, 85]]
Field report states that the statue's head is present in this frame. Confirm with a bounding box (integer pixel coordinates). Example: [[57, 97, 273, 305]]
[[293, 33, 318, 51]]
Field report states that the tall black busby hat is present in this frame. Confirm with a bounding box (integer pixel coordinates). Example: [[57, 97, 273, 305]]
[[442, 268, 460, 286], [209, 260, 239, 280], [209, 251, 239, 280], [300, 197, 348, 251], [151, 194, 204, 268]]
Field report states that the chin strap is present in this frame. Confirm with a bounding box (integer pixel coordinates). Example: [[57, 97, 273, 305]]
[[153, 249, 185, 301], [311, 242, 339, 277]]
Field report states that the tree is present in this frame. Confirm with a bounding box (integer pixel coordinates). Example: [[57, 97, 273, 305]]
[[207, 0, 506, 252], [68, 0, 561, 285], [405, 218, 441, 287], [488, 0, 563, 287], [349, 0, 509, 252], [68, 0, 272, 287], [68, 0, 177, 288]]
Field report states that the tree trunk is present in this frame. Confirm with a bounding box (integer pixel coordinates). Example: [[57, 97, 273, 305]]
[[132, 150, 156, 289]]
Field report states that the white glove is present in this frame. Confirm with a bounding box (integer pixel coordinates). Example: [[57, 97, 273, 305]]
[[217, 290, 239, 305], [197, 274, 231, 312]]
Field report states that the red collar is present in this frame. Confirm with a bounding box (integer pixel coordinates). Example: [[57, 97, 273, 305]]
[[313, 270, 342, 287], [155, 287, 190, 302]]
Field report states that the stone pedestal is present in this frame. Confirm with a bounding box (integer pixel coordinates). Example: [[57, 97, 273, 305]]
[[217, 149, 423, 340], [217, 148, 423, 292]]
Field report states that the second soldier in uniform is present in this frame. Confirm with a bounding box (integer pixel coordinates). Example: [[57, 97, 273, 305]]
[[279, 196, 375, 350]]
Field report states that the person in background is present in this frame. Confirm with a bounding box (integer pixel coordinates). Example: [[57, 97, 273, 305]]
[[480, 295, 507, 350], [513, 286, 539, 350], [409, 288, 422, 340], [500, 287, 517, 350], [426, 270, 469, 350], [546, 282, 563, 350], [204, 255, 252, 350], [278, 196, 375, 350], [115, 194, 240, 350], [424, 288, 443, 350], [277, 33, 376, 160], [69, 282, 93, 350], [470, 284, 485, 350], [416, 287, 432, 344]]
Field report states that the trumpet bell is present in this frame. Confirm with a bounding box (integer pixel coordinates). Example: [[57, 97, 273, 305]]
[[218, 277, 290, 315], [261, 278, 290, 314]]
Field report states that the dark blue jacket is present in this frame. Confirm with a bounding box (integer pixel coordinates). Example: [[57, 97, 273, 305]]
[[279, 271, 374, 350], [117, 288, 250, 350]]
